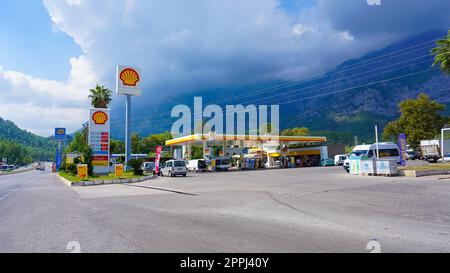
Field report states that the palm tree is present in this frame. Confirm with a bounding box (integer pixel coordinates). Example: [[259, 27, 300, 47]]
[[432, 30, 450, 75], [88, 84, 113, 108]]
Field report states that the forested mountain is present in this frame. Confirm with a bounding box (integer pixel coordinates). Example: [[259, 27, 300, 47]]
[[112, 29, 450, 144], [0, 117, 63, 164]]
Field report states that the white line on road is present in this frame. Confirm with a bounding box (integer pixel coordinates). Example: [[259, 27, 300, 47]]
[[0, 173, 41, 202]]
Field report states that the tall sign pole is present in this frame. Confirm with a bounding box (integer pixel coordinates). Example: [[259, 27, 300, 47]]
[[54, 128, 66, 171], [125, 94, 132, 168], [116, 65, 142, 170]]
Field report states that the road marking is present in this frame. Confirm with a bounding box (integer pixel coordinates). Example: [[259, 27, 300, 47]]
[[0, 172, 41, 202]]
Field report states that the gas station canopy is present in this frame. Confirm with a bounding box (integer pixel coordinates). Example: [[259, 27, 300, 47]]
[[166, 134, 327, 146]]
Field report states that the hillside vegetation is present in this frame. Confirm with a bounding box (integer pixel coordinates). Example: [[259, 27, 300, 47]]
[[0, 117, 56, 164]]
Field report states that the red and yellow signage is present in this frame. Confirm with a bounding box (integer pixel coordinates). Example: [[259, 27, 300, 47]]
[[77, 164, 88, 179], [92, 111, 109, 125], [88, 108, 110, 174], [115, 164, 124, 177], [92, 156, 109, 166], [120, 68, 140, 86]]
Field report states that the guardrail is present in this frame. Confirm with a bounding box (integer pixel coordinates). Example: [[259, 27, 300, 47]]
[[0, 163, 38, 176]]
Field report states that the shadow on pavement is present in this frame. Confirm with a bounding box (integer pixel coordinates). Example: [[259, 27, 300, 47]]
[[123, 184, 198, 196]]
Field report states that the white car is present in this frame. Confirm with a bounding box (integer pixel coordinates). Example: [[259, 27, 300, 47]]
[[161, 160, 187, 177]]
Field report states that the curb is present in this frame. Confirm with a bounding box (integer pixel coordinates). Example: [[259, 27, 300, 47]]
[[57, 174, 157, 187], [399, 169, 450, 177]]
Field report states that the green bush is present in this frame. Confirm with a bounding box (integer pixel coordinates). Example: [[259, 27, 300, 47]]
[[82, 147, 94, 176], [66, 163, 77, 175], [129, 158, 144, 175], [73, 157, 81, 165]]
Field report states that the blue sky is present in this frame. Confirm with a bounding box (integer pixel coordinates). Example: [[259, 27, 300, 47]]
[[280, 0, 316, 13], [0, 0, 80, 80], [0, 0, 449, 136]]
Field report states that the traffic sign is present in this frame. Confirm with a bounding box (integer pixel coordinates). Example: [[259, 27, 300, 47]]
[[54, 128, 66, 140]]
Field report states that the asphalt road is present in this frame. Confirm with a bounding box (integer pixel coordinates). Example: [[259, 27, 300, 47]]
[[0, 165, 449, 253]]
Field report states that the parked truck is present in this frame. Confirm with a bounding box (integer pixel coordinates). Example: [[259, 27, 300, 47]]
[[420, 140, 440, 163]]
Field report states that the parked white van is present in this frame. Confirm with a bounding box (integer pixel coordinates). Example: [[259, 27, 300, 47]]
[[187, 159, 207, 172], [161, 160, 187, 177], [343, 142, 400, 172], [334, 154, 347, 166]]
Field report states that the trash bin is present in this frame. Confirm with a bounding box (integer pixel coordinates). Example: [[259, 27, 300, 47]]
[[360, 159, 376, 176], [375, 160, 398, 176], [348, 155, 361, 175]]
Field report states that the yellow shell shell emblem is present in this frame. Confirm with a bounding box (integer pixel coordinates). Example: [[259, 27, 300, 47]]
[[120, 68, 140, 86], [92, 111, 108, 125]]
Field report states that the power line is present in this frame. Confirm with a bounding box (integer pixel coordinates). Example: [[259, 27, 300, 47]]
[[110, 38, 439, 125], [110, 54, 435, 127], [237, 56, 433, 106]]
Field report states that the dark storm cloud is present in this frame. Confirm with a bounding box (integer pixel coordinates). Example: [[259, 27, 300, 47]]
[[318, 0, 450, 38]]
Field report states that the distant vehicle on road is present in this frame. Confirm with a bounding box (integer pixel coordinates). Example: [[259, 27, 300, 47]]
[[334, 154, 347, 166], [420, 140, 440, 163], [343, 142, 400, 172], [1, 165, 8, 171], [36, 162, 45, 171], [438, 153, 450, 163], [161, 160, 187, 177], [320, 158, 335, 167], [187, 159, 207, 172], [406, 149, 421, 160]]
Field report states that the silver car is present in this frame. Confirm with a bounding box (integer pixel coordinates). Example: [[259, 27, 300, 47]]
[[161, 160, 187, 177]]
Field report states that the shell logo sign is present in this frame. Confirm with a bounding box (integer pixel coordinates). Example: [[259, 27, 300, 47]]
[[120, 68, 140, 87], [116, 65, 142, 96], [92, 111, 109, 125]]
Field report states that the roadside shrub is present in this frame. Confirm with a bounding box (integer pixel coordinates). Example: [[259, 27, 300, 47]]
[[66, 163, 77, 175], [129, 158, 144, 175], [73, 157, 81, 165], [82, 147, 94, 176]]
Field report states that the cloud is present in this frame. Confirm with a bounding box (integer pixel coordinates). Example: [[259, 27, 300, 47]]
[[42, 0, 386, 98], [317, 0, 450, 38], [0, 55, 96, 136]]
